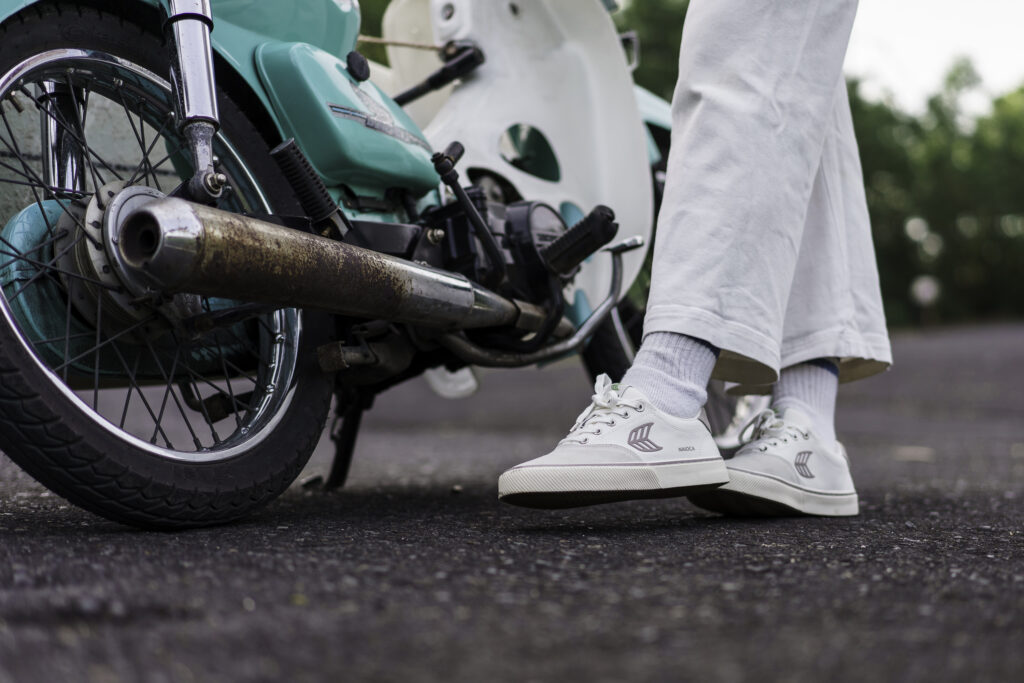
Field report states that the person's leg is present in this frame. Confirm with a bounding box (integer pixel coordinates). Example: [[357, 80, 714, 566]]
[[772, 358, 839, 445], [690, 83, 891, 517], [499, 0, 862, 509], [620, 332, 718, 419], [640, 0, 862, 390]]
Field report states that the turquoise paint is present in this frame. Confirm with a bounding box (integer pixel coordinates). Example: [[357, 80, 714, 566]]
[[212, 0, 360, 59], [0, 1, 437, 201], [0, 202, 71, 367], [255, 41, 438, 196], [634, 85, 672, 131], [559, 201, 585, 228], [634, 85, 671, 165], [567, 289, 594, 329]]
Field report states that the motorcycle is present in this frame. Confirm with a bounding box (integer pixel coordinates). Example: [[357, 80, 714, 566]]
[[0, 0, 755, 528]]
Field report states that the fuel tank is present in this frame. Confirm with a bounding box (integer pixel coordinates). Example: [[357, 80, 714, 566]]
[[254, 40, 440, 197]]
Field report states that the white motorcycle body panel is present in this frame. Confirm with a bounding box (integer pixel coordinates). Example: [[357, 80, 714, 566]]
[[381, 0, 654, 318]]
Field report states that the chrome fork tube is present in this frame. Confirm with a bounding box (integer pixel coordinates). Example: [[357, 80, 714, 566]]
[[37, 81, 85, 196], [165, 0, 224, 201]]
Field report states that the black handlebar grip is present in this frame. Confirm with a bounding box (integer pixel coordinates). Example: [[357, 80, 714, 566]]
[[443, 141, 465, 165], [540, 205, 618, 275]]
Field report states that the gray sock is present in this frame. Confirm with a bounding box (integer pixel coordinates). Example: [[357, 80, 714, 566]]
[[772, 359, 839, 443], [620, 332, 718, 418]]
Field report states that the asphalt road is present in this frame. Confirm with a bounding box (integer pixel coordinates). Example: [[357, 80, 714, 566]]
[[1, 324, 1022, 683]]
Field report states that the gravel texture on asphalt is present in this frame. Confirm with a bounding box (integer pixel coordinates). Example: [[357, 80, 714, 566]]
[[1, 324, 1022, 682]]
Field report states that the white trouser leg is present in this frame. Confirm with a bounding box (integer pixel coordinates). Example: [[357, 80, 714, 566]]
[[777, 83, 892, 382], [642, 0, 890, 385]]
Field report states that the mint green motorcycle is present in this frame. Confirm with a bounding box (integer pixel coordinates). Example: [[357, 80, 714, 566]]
[[0, 0, 745, 527]]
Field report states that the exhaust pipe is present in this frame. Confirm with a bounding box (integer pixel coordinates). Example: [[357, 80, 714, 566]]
[[117, 197, 539, 330]]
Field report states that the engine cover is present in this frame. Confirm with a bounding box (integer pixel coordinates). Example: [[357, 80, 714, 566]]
[[428, 191, 569, 304]]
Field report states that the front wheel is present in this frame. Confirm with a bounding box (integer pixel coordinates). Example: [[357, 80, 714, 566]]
[[0, 3, 333, 528]]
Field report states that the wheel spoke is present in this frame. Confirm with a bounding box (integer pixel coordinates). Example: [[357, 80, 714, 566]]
[[0, 57, 295, 458], [51, 314, 157, 374], [22, 83, 125, 189], [125, 112, 175, 187], [107, 337, 174, 449], [92, 289, 102, 410], [5, 230, 88, 303]]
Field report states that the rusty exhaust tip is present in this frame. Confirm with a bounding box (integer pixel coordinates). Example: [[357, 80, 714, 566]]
[[119, 210, 161, 267]]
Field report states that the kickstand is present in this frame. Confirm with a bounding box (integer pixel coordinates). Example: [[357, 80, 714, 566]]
[[321, 391, 372, 491]]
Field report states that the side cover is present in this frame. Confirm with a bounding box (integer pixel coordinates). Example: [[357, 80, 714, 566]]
[[420, 0, 654, 312]]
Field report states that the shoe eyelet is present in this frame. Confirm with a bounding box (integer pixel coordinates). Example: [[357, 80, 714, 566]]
[[609, 421, 616, 427], [581, 438, 589, 444], [636, 404, 645, 412], [759, 446, 767, 452], [594, 429, 602, 435], [622, 412, 630, 419]]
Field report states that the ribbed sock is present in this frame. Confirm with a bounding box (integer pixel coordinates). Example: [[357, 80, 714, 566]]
[[620, 332, 718, 418], [772, 359, 839, 444]]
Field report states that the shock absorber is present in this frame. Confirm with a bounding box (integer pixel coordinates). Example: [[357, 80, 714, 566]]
[[165, 0, 225, 203]]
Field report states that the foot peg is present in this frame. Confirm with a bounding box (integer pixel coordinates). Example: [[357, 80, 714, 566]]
[[540, 205, 618, 276]]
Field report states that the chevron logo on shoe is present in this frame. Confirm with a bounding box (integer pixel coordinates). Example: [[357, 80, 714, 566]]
[[795, 450, 815, 478], [627, 423, 663, 452]]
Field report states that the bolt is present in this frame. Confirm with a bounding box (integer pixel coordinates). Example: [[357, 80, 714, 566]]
[[203, 172, 228, 194], [426, 228, 446, 244], [441, 2, 455, 20]]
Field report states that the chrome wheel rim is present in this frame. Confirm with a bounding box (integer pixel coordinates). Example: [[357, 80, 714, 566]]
[[0, 49, 301, 463]]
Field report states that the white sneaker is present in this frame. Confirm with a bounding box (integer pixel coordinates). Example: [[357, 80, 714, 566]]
[[689, 408, 859, 516], [498, 374, 729, 508]]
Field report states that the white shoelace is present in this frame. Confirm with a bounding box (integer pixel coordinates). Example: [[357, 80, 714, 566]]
[[560, 374, 644, 445], [738, 409, 810, 452]]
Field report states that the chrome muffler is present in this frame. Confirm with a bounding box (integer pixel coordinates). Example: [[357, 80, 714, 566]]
[[117, 197, 542, 331]]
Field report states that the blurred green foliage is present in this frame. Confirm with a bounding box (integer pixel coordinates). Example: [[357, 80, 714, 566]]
[[359, 0, 1024, 326]]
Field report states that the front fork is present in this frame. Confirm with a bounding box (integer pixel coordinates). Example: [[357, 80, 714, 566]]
[[164, 0, 225, 203], [38, 2, 224, 201]]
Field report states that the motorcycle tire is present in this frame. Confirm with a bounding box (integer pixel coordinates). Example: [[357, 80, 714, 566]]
[[0, 2, 333, 528]]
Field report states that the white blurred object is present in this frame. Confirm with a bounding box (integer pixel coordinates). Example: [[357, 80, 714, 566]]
[[425, 366, 479, 399], [910, 275, 941, 307], [713, 394, 772, 451], [380, 0, 450, 128]]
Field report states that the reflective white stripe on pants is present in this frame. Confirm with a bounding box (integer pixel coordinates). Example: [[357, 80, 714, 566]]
[[643, 0, 892, 387]]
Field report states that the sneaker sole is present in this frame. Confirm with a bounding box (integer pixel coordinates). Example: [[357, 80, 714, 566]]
[[688, 469, 859, 517], [498, 458, 730, 509]]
